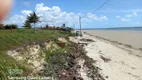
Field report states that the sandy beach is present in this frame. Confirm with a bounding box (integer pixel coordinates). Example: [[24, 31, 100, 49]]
[[83, 30, 142, 49], [71, 31, 142, 80]]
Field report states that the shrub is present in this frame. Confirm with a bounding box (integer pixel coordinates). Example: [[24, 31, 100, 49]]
[[4, 24, 18, 29], [48, 27, 54, 30], [0, 24, 4, 29], [64, 27, 73, 33]]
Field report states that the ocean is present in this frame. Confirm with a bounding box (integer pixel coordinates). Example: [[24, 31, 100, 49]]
[[81, 27, 142, 32]]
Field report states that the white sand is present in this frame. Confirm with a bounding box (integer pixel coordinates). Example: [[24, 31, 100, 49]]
[[73, 32, 142, 80], [83, 30, 142, 49]]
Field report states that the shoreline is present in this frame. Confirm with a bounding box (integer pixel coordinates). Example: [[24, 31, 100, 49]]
[[83, 30, 142, 49], [84, 31, 142, 52], [84, 31, 142, 57], [75, 33, 142, 80]]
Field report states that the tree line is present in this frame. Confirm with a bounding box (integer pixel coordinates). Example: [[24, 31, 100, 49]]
[[0, 12, 73, 33]]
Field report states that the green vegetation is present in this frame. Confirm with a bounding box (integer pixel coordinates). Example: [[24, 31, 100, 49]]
[[0, 29, 75, 78], [42, 41, 79, 79], [4, 24, 18, 29], [0, 29, 72, 51], [42, 40, 101, 80], [23, 20, 32, 29], [27, 12, 40, 33], [0, 24, 3, 29], [0, 9, 101, 79], [0, 11, 77, 79], [45, 24, 49, 29], [61, 24, 66, 28], [2, 24, 18, 33]]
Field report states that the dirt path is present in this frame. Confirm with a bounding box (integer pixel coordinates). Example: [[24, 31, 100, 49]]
[[77, 33, 142, 80]]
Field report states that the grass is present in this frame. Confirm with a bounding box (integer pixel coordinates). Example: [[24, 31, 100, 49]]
[[0, 29, 75, 78], [0, 29, 74, 51]]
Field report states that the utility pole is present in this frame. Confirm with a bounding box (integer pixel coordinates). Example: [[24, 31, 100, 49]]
[[74, 24, 75, 31], [79, 16, 82, 37]]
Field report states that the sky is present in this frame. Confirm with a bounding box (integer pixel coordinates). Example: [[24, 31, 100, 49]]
[[3, 0, 142, 29]]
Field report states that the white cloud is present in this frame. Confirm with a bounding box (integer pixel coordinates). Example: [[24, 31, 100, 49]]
[[125, 12, 137, 18], [35, 3, 79, 26], [21, 10, 32, 15], [23, 2, 31, 6], [52, 6, 61, 12], [117, 12, 138, 22], [4, 3, 108, 27], [125, 15, 132, 18], [4, 15, 26, 26], [120, 18, 130, 22], [87, 13, 108, 21], [4, 10, 33, 26], [116, 16, 120, 18], [35, 3, 51, 12], [133, 12, 137, 16]]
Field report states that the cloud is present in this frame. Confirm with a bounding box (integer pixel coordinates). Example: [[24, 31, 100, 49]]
[[4, 15, 26, 26], [23, 2, 31, 6], [35, 3, 79, 26], [87, 13, 108, 21], [120, 18, 130, 22], [116, 16, 120, 18], [125, 15, 132, 18], [21, 10, 32, 15], [125, 12, 137, 18], [35, 3, 51, 12], [133, 12, 137, 16], [117, 12, 138, 22], [4, 3, 108, 27]]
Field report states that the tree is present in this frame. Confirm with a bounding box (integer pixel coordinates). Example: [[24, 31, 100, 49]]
[[45, 24, 49, 29], [27, 12, 39, 33], [0, 24, 4, 29], [4, 24, 18, 29], [4, 24, 18, 32], [23, 20, 31, 29], [62, 24, 66, 28], [61, 24, 66, 28]]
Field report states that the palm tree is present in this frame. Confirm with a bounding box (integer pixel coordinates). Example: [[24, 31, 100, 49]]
[[27, 12, 39, 33], [23, 20, 31, 29]]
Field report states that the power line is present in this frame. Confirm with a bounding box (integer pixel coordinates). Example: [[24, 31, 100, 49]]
[[78, 0, 110, 37], [92, 0, 110, 13], [80, 0, 110, 18]]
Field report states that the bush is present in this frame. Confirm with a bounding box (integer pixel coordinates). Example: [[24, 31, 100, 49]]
[[0, 24, 4, 29], [4, 24, 18, 29], [48, 27, 54, 30], [64, 27, 73, 33]]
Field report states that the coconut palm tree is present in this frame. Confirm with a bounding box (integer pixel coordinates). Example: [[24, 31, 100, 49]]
[[23, 20, 31, 29], [27, 12, 39, 33]]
